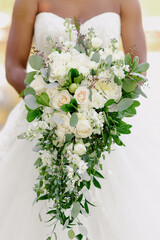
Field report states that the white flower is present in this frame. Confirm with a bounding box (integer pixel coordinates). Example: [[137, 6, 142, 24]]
[[46, 87, 58, 100], [74, 143, 86, 155], [91, 89, 106, 109], [111, 66, 125, 80], [39, 150, 53, 167], [76, 120, 92, 138], [30, 75, 46, 94], [52, 90, 72, 108], [67, 166, 74, 179], [74, 86, 89, 105], [53, 111, 71, 133], [52, 129, 66, 147], [77, 161, 88, 175], [91, 37, 103, 49]]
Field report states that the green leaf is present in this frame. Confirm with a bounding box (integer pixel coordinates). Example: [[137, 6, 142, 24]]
[[65, 134, 74, 142], [91, 52, 100, 63], [36, 92, 50, 107], [105, 99, 115, 106], [117, 98, 134, 112], [134, 87, 147, 98], [116, 122, 132, 134], [46, 237, 51, 240], [112, 135, 124, 146], [74, 16, 80, 32], [93, 177, 101, 189], [19, 89, 24, 98], [61, 104, 78, 113], [25, 71, 37, 84], [84, 201, 89, 214], [71, 202, 81, 218], [68, 68, 79, 83], [114, 75, 122, 86], [34, 158, 42, 167], [122, 78, 136, 92], [76, 234, 83, 240], [63, 219, 69, 230], [26, 109, 42, 122], [74, 74, 83, 84], [24, 94, 37, 110], [105, 55, 112, 69], [134, 62, 150, 73], [29, 55, 44, 70], [24, 87, 36, 96], [92, 171, 104, 179], [89, 89, 92, 102], [132, 56, 139, 71], [70, 112, 78, 127], [125, 53, 132, 65], [70, 98, 78, 107]]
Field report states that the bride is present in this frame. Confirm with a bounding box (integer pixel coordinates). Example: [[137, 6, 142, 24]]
[[1, 0, 160, 239]]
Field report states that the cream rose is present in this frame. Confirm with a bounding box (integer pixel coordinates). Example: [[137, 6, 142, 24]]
[[30, 75, 46, 94], [52, 90, 72, 108], [76, 120, 92, 138], [53, 112, 71, 133], [74, 86, 89, 105], [74, 143, 86, 155]]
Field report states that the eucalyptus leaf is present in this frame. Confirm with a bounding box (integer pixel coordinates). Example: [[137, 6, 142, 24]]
[[25, 71, 37, 84], [134, 87, 147, 98], [114, 75, 122, 86], [91, 52, 100, 63], [130, 72, 148, 81], [105, 55, 112, 69], [63, 219, 69, 230], [65, 134, 74, 142], [89, 89, 92, 102], [117, 98, 134, 112], [24, 94, 37, 110], [122, 78, 136, 92], [71, 202, 81, 218], [40, 68, 47, 78], [70, 112, 78, 127], [29, 55, 44, 70], [24, 87, 36, 96]]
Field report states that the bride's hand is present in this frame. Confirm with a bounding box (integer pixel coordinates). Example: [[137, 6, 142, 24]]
[[5, 0, 38, 95]]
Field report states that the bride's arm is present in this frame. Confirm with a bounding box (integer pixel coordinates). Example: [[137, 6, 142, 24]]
[[120, 0, 147, 63], [5, 0, 38, 94]]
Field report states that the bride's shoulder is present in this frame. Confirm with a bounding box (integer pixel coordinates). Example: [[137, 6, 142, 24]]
[[13, 0, 38, 16], [120, 0, 141, 16]]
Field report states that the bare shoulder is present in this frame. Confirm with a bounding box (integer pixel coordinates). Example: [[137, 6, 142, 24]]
[[12, 0, 38, 19], [120, 0, 142, 17]]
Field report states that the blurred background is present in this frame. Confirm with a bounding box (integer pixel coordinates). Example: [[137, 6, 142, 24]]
[[0, 0, 160, 130]]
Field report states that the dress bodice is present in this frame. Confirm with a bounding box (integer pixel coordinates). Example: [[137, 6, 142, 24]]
[[34, 12, 121, 55]]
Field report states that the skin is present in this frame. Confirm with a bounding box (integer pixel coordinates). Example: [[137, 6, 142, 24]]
[[5, 0, 146, 94]]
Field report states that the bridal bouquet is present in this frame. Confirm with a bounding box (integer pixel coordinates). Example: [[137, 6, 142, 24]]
[[18, 18, 149, 240]]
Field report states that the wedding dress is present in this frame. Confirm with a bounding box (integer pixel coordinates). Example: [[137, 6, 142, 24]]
[[0, 12, 160, 240]]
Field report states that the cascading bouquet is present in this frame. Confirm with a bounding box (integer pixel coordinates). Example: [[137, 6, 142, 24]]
[[18, 18, 149, 240]]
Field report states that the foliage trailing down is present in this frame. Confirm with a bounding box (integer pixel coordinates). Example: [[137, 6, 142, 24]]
[[18, 17, 149, 240]]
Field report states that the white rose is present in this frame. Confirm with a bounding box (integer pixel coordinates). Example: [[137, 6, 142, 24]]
[[74, 86, 89, 105], [74, 143, 86, 155], [53, 112, 71, 133], [92, 89, 106, 109], [30, 75, 46, 93], [52, 90, 72, 108], [91, 37, 103, 49], [46, 87, 58, 100], [76, 120, 92, 138]]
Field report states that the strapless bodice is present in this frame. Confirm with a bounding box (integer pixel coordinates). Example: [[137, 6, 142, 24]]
[[34, 12, 121, 55]]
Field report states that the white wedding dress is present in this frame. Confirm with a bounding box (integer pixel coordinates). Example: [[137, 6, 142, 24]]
[[0, 12, 160, 240]]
